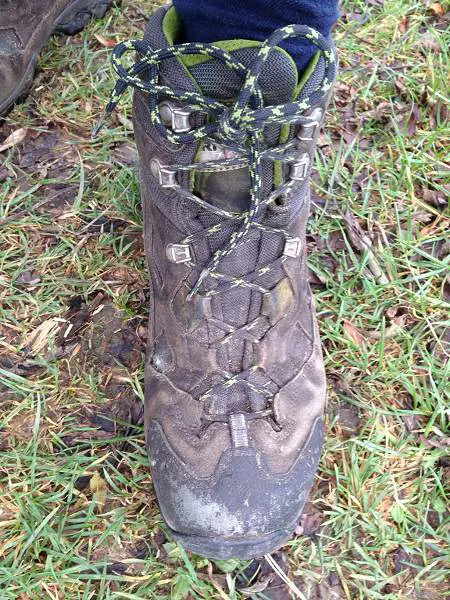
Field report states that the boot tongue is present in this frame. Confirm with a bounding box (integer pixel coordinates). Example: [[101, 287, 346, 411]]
[[144, 6, 300, 211], [180, 43, 299, 212], [182, 45, 298, 411], [154, 6, 299, 103], [183, 40, 298, 105]]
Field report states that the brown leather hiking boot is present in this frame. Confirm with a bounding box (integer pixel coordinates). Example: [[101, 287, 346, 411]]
[[106, 5, 336, 559], [0, 0, 113, 116]]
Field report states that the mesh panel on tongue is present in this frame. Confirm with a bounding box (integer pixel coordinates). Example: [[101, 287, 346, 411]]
[[188, 46, 298, 104], [189, 46, 299, 215]]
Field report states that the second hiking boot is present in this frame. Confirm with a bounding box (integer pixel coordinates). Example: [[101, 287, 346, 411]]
[[0, 0, 114, 117], [107, 5, 336, 559]]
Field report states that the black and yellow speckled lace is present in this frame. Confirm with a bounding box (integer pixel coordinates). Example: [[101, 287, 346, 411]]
[[101, 24, 335, 291], [100, 24, 336, 419]]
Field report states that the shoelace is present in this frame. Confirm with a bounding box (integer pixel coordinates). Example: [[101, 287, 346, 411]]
[[100, 24, 336, 425]]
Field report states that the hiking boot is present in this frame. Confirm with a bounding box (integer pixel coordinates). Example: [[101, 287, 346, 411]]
[[107, 5, 336, 559], [0, 0, 114, 116]]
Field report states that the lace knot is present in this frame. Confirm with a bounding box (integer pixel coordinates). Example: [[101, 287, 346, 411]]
[[216, 108, 247, 145]]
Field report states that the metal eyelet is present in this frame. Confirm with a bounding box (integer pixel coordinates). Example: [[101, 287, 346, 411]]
[[150, 158, 177, 188], [166, 243, 192, 264], [159, 101, 192, 133], [297, 107, 323, 141], [283, 237, 302, 258], [289, 154, 310, 181]]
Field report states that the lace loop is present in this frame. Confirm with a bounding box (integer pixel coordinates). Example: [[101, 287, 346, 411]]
[[102, 26, 336, 292]]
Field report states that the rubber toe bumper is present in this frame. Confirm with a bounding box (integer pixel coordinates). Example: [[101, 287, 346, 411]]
[[146, 418, 324, 559]]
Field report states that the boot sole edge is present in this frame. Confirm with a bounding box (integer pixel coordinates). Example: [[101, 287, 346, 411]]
[[167, 521, 299, 560]]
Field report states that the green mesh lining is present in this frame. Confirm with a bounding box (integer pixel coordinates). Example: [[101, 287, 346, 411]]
[[273, 50, 321, 186], [162, 6, 182, 45]]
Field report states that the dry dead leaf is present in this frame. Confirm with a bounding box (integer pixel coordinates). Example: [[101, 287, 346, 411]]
[[112, 142, 138, 166], [419, 31, 441, 52], [0, 128, 28, 152], [429, 100, 448, 129], [403, 413, 423, 433], [428, 2, 445, 17], [16, 268, 41, 286], [360, 100, 391, 122], [6, 412, 38, 444], [419, 433, 450, 450], [398, 17, 409, 34], [394, 76, 408, 97], [0, 495, 18, 524], [421, 186, 447, 208], [398, 103, 420, 137], [89, 471, 107, 511], [343, 319, 367, 350], [94, 33, 118, 48], [239, 576, 271, 595], [298, 511, 324, 536], [444, 276, 450, 303], [368, 314, 409, 340], [343, 211, 389, 283], [407, 103, 420, 136]]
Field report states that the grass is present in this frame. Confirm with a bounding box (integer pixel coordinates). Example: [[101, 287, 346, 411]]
[[0, 0, 449, 598]]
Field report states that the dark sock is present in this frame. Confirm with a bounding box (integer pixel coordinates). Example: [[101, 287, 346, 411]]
[[172, 0, 339, 75]]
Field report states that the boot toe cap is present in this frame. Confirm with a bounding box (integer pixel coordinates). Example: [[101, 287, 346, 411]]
[[146, 417, 323, 559]]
